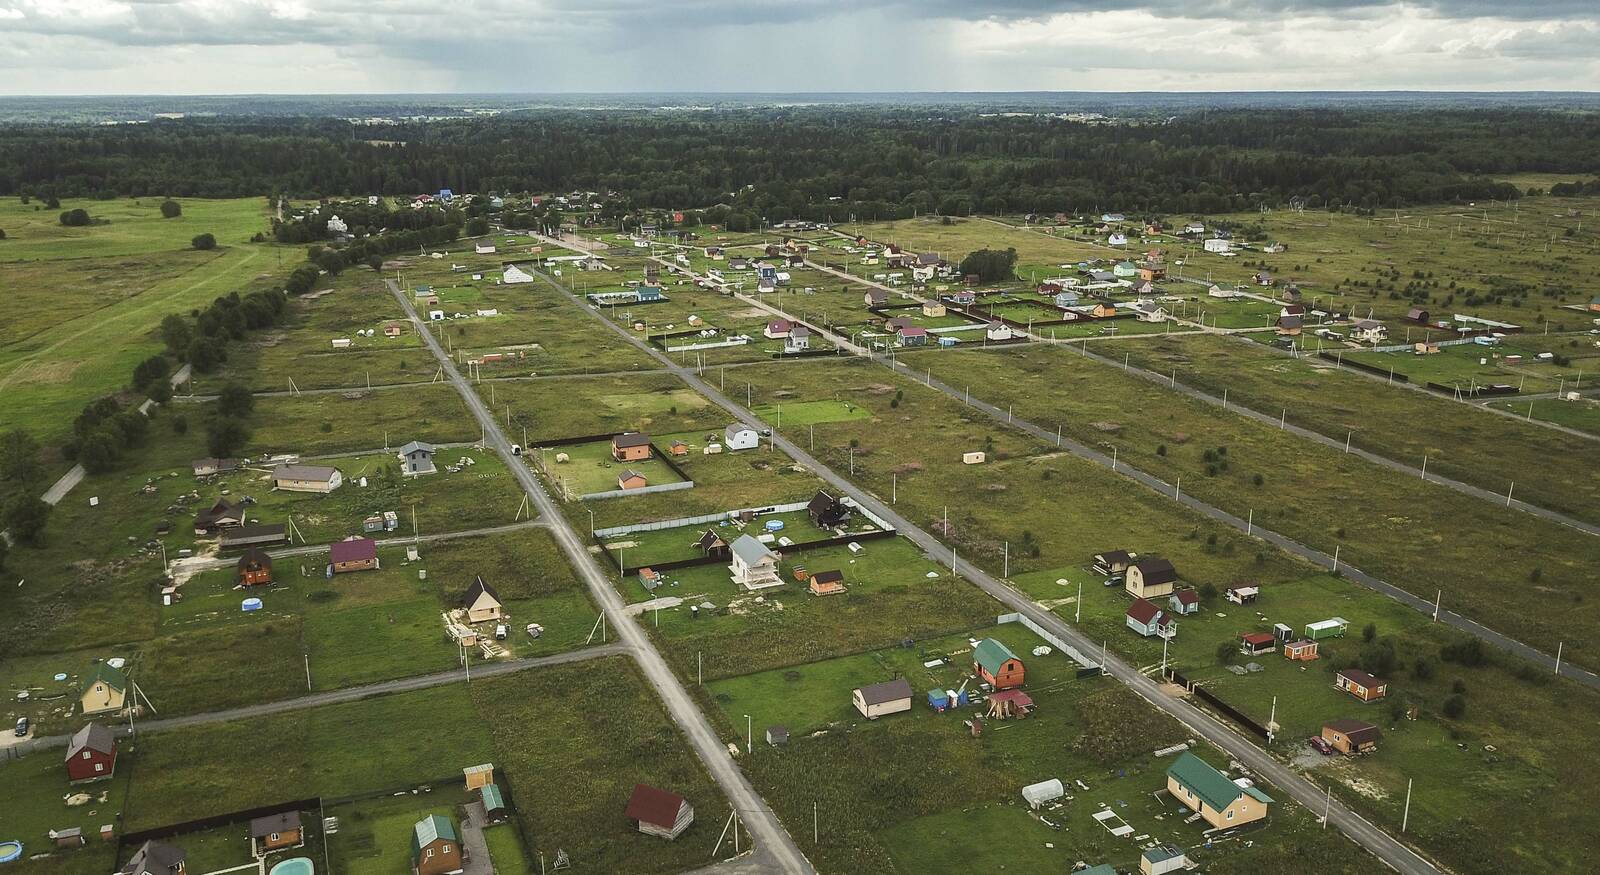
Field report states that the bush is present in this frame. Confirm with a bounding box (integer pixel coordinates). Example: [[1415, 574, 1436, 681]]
[[1215, 641, 1236, 664], [160, 199, 182, 218], [206, 418, 250, 457], [1442, 695, 1467, 718], [1362, 622, 1377, 643], [191, 232, 217, 250], [59, 208, 91, 226], [170, 414, 188, 435], [1412, 656, 1435, 680], [1440, 638, 1489, 667], [216, 383, 255, 418]]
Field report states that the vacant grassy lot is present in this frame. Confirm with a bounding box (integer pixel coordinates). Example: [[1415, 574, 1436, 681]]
[[1117, 333, 1600, 520], [1490, 395, 1600, 434], [901, 345, 1599, 671], [246, 383, 483, 456], [1345, 336, 1595, 394]]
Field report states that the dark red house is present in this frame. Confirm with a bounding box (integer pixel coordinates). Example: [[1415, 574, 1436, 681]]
[[64, 722, 118, 782]]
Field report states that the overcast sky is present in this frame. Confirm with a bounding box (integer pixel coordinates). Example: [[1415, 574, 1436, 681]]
[[0, 0, 1596, 94]]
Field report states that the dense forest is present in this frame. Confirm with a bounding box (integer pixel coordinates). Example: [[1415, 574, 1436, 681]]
[[4, 108, 1599, 217]]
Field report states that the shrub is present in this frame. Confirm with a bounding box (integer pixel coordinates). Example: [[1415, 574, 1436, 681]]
[[160, 199, 182, 218], [1362, 622, 1377, 643], [1440, 638, 1489, 667], [1442, 695, 1467, 718], [191, 232, 217, 250], [59, 208, 91, 226]]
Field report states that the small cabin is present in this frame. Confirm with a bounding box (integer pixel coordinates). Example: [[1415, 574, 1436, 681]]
[[853, 678, 913, 719], [972, 638, 1025, 690], [1284, 639, 1320, 661], [1336, 669, 1389, 702], [1321, 719, 1381, 755]]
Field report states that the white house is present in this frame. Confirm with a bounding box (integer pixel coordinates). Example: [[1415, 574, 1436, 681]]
[[1352, 319, 1388, 344], [1131, 300, 1169, 323], [1208, 284, 1240, 299], [986, 321, 1016, 341], [724, 423, 760, 451], [1203, 238, 1232, 254], [502, 265, 533, 284], [1184, 222, 1206, 236], [1107, 233, 1128, 247], [785, 325, 811, 352], [475, 241, 497, 255], [728, 534, 782, 590], [851, 678, 913, 719], [326, 215, 348, 235]]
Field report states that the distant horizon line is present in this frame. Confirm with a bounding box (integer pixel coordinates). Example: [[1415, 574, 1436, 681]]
[[4, 88, 1600, 99]]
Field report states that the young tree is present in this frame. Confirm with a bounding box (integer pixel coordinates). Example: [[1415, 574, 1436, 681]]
[[191, 232, 217, 250], [3, 496, 52, 545], [131, 355, 171, 391], [159, 314, 194, 357], [160, 199, 182, 218], [0, 428, 42, 486], [206, 418, 250, 458]]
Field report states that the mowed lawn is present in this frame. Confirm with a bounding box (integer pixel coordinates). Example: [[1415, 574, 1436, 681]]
[[0, 196, 276, 443]]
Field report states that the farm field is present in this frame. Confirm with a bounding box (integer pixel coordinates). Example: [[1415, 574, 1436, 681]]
[[895, 345, 1600, 671], [1115, 333, 1600, 519]]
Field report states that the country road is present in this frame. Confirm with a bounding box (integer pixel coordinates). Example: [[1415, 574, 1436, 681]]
[[536, 264, 1447, 875], [387, 277, 816, 875], [170, 519, 547, 573], [8, 644, 626, 755]]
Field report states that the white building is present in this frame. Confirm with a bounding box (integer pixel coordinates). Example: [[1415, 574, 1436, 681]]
[[326, 215, 348, 235], [728, 534, 782, 590], [1203, 238, 1232, 254], [1107, 233, 1128, 247], [502, 265, 533, 284], [724, 423, 760, 451], [475, 241, 497, 255]]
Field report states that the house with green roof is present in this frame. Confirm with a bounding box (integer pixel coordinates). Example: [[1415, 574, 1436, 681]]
[[479, 783, 509, 824], [1165, 752, 1271, 830], [972, 637, 1025, 689], [410, 814, 463, 875], [80, 664, 127, 716]]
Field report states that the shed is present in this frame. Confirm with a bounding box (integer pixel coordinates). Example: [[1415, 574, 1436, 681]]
[[1284, 639, 1320, 661], [617, 470, 648, 490], [1021, 778, 1065, 809], [1336, 669, 1388, 702], [221, 524, 288, 549], [808, 569, 846, 596], [1240, 632, 1277, 656], [1305, 617, 1350, 640], [853, 678, 913, 719], [625, 784, 695, 840], [1141, 844, 1189, 875], [463, 763, 495, 790], [237, 548, 273, 587], [1169, 590, 1200, 615], [765, 726, 789, 747], [250, 811, 303, 851], [480, 783, 510, 823], [1225, 585, 1259, 605]]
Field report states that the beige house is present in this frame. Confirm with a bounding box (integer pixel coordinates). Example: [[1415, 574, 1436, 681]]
[[462, 577, 503, 624], [1125, 558, 1178, 599], [852, 678, 913, 719], [1166, 752, 1270, 830], [728, 535, 782, 590], [272, 464, 343, 493], [81, 664, 128, 716]]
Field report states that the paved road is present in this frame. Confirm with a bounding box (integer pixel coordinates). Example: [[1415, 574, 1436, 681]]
[[540, 266, 1444, 875], [10, 644, 626, 755], [174, 368, 669, 401], [388, 279, 816, 875], [1045, 336, 1600, 535], [730, 287, 1600, 691]]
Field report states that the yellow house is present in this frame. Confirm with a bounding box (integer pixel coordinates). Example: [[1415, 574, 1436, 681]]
[[1125, 558, 1178, 599], [1165, 752, 1270, 830], [80, 664, 128, 716]]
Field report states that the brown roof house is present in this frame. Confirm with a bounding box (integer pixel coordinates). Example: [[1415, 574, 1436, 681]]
[[410, 815, 463, 875], [119, 840, 186, 875], [1093, 550, 1134, 574], [329, 537, 379, 574], [64, 722, 118, 782], [462, 576, 503, 624], [250, 811, 303, 853], [1336, 669, 1388, 702], [237, 548, 273, 587], [807, 490, 851, 529], [852, 677, 913, 719], [611, 432, 653, 462], [626, 784, 695, 840], [808, 569, 846, 596], [1125, 558, 1178, 599], [194, 498, 245, 535], [272, 464, 343, 494], [1321, 719, 1381, 755], [617, 470, 648, 490]]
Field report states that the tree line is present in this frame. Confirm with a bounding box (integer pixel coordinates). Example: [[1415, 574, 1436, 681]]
[[4, 108, 1598, 217]]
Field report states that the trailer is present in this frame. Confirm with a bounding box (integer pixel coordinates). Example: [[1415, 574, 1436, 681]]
[[1305, 617, 1350, 640]]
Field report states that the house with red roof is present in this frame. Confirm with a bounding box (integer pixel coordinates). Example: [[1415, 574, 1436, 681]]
[[329, 537, 378, 573], [625, 784, 694, 840]]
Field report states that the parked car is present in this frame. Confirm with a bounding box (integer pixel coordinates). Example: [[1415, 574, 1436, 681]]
[[1308, 735, 1333, 755], [494, 624, 509, 640], [14, 717, 28, 738]]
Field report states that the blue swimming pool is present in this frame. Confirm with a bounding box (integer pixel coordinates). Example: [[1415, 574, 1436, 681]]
[[269, 857, 313, 875], [0, 842, 22, 864]]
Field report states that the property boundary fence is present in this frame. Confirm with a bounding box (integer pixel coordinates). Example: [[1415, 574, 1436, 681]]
[[1165, 669, 1271, 740], [1424, 381, 1518, 398], [996, 612, 1102, 674], [582, 480, 694, 502], [1317, 351, 1412, 382], [118, 797, 321, 852]]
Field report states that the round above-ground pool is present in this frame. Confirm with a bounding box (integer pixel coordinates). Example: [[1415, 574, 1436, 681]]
[[268, 857, 314, 875], [0, 842, 23, 864]]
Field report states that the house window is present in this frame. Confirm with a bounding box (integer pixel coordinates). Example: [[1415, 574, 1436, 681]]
[[1226, 810, 1235, 821], [95, 763, 104, 772], [425, 849, 434, 859], [83, 752, 91, 759], [442, 845, 450, 853], [270, 833, 279, 842]]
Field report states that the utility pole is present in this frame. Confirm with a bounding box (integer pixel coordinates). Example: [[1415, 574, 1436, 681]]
[[1401, 779, 1413, 833]]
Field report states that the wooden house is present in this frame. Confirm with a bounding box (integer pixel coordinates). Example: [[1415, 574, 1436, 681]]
[[922, 301, 946, 317], [1093, 550, 1134, 574], [193, 498, 244, 535], [617, 470, 648, 490], [897, 325, 929, 347], [221, 524, 288, 550], [808, 570, 846, 596], [669, 440, 690, 456], [64, 722, 118, 782], [1165, 752, 1271, 830], [462, 576, 503, 624], [329, 537, 379, 573], [728, 535, 782, 590], [626, 784, 695, 840], [1126, 599, 1176, 639], [1283, 639, 1320, 661], [807, 490, 851, 528], [692, 530, 728, 559], [1240, 632, 1277, 656], [865, 289, 888, 306], [1336, 669, 1388, 702], [853, 677, 913, 719], [250, 812, 302, 852], [1276, 314, 1303, 336], [190, 457, 239, 477], [1225, 586, 1259, 605], [80, 664, 127, 716], [1321, 719, 1381, 755], [973, 637, 1025, 689], [611, 432, 653, 462], [410, 815, 463, 875], [272, 464, 343, 493], [1126, 558, 1178, 599], [237, 548, 273, 587], [119, 840, 187, 875], [1168, 590, 1200, 615]]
